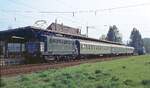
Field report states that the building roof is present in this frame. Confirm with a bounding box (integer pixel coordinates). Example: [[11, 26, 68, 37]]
[[47, 23, 81, 35], [0, 26, 124, 45]]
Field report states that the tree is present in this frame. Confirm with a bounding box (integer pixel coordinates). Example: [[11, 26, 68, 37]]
[[100, 34, 106, 40], [129, 28, 145, 55], [143, 38, 150, 53], [106, 25, 122, 43]]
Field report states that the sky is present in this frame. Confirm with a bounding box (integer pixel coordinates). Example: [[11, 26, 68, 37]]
[[0, 0, 150, 43]]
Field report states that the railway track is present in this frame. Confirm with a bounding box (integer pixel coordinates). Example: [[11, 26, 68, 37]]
[[0, 56, 128, 77]]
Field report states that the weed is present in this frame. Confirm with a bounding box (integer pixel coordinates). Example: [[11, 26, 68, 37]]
[[43, 78, 50, 82], [83, 72, 89, 76], [96, 84, 104, 88], [108, 69, 112, 71], [123, 79, 134, 86], [38, 73, 47, 78], [141, 80, 150, 85], [19, 75, 30, 82], [95, 70, 102, 74], [145, 62, 150, 65], [51, 82, 57, 87], [0, 79, 6, 87], [111, 76, 119, 81], [88, 75, 96, 80], [62, 73, 72, 79], [122, 66, 126, 69], [61, 79, 70, 84], [102, 72, 110, 76]]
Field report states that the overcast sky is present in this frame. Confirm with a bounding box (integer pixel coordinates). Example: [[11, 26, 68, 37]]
[[0, 0, 150, 42]]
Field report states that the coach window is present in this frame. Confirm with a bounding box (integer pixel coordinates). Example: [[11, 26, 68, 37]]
[[53, 39, 56, 43], [67, 41, 69, 44], [65, 41, 68, 44], [93, 45, 95, 50], [90, 45, 91, 49], [59, 40, 61, 44], [86, 45, 88, 49], [85, 45, 87, 49], [49, 39, 51, 43], [82, 44, 84, 48], [64, 41, 66, 44]]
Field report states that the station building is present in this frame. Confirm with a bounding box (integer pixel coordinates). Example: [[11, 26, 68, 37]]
[[0, 24, 122, 66]]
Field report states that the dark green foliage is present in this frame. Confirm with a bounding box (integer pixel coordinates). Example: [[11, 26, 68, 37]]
[[51, 82, 57, 87], [109, 82, 120, 88], [43, 78, 50, 82], [122, 66, 126, 69], [102, 72, 111, 76], [145, 62, 150, 65], [96, 85, 104, 88], [129, 28, 145, 54], [61, 79, 70, 84], [106, 25, 122, 43], [141, 80, 150, 85], [88, 75, 96, 80], [111, 76, 119, 81], [143, 38, 150, 53], [62, 73, 72, 79], [95, 70, 102, 74], [123, 79, 134, 86], [0, 79, 6, 87], [38, 73, 47, 78], [18, 75, 30, 82], [83, 72, 89, 76]]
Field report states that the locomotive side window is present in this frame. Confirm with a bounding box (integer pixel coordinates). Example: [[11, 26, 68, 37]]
[[7, 43, 21, 52]]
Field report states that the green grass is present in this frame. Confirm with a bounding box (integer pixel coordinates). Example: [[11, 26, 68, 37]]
[[1, 55, 150, 88]]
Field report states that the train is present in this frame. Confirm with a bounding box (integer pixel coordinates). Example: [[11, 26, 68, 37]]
[[24, 36, 134, 62]]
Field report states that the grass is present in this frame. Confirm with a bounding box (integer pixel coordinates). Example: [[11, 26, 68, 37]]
[[1, 55, 150, 88]]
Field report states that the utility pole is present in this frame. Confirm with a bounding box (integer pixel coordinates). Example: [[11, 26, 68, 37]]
[[55, 19, 57, 31], [86, 26, 95, 37], [86, 26, 89, 37]]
